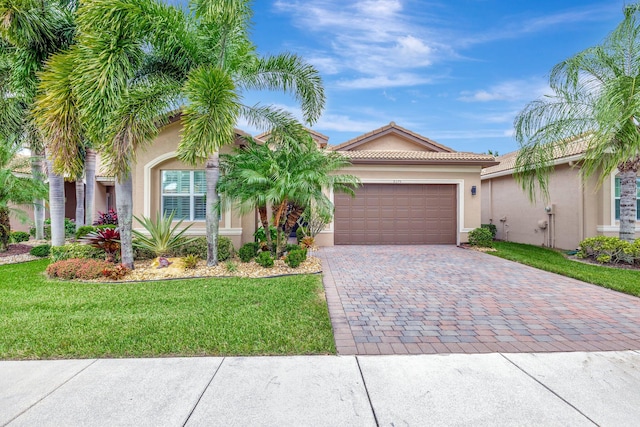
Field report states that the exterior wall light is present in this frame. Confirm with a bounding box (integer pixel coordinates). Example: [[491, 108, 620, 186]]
[[471, 185, 477, 196]]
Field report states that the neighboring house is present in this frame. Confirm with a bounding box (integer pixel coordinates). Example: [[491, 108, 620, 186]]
[[481, 140, 640, 250], [11, 120, 497, 246]]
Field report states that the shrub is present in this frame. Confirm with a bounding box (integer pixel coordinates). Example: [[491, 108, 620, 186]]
[[217, 236, 234, 262], [225, 261, 238, 272], [102, 264, 130, 280], [80, 228, 121, 262], [182, 254, 199, 269], [286, 243, 302, 253], [30, 218, 76, 239], [468, 227, 494, 248], [238, 242, 259, 262], [174, 236, 208, 258], [93, 209, 118, 226], [50, 243, 105, 262], [296, 226, 307, 243], [285, 249, 306, 268], [10, 231, 30, 243], [577, 236, 638, 265], [481, 223, 497, 239], [132, 212, 197, 257], [255, 251, 274, 268], [134, 246, 156, 260], [30, 244, 51, 257], [46, 258, 112, 280], [254, 226, 277, 243], [75, 225, 96, 240], [300, 236, 315, 249]]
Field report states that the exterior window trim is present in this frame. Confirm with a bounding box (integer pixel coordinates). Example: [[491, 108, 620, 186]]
[[613, 174, 640, 222], [161, 170, 205, 221]]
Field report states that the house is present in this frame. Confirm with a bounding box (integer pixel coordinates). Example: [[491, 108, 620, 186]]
[[481, 139, 640, 249], [12, 120, 498, 247]]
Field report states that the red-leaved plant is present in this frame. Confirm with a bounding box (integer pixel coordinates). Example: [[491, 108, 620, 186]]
[[93, 208, 118, 226], [80, 228, 121, 262]]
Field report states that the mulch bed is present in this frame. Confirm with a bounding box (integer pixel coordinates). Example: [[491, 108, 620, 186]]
[[0, 244, 33, 258]]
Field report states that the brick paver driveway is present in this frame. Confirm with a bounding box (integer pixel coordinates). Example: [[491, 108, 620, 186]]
[[318, 246, 640, 355]]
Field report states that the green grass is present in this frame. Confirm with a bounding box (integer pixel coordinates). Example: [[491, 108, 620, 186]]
[[491, 241, 640, 297], [0, 260, 335, 360]]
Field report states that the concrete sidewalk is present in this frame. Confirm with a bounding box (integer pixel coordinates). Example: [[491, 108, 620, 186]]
[[2, 351, 640, 426]]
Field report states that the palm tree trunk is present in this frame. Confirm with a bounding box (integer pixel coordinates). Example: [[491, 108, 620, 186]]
[[116, 173, 134, 269], [282, 204, 305, 241], [75, 179, 85, 230], [0, 207, 10, 252], [30, 147, 45, 240], [257, 205, 272, 249], [84, 149, 96, 226], [45, 154, 65, 247], [206, 152, 220, 266], [618, 160, 639, 242]]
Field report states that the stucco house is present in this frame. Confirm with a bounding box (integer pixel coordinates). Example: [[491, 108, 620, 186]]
[[481, 140, 640, 250], [12, 121, 498, 246]]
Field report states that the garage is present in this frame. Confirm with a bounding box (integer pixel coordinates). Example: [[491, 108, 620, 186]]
[[334, 183, 457, 245]]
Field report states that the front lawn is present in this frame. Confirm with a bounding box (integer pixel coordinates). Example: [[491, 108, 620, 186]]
[[490, 241, 640, 297], [0, 260, 335, 359]]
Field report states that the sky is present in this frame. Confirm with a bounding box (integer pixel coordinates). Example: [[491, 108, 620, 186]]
[[177, 0, 626, 155]]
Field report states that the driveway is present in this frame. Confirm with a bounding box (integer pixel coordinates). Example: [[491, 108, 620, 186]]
[[318, 246, 640, 355]]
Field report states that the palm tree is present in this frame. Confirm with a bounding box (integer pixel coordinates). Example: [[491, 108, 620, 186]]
[[0, 140, 48, 251], [514, 4, 640, 242], [0, 0, 77, 246], [219, 131, 359, 256], [176, 0, 325, 266]]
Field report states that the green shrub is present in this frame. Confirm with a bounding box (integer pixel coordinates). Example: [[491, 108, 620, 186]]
[[174, 236, 208, 258], [75, 225, 96, 240], [132, 212, 197, 257], [254, 226, 277, 243], [30, 244, 51, 257], [481, 223, 497, 239], [50, 243, 105, 262], [217, 237, 234, 262], [182, 254, 200, 269], [286, 243, 302, 253], [577, 236, 638, 265], [96, 224, 117, 230], [468, 227, 494, 248], [225, 261, 238, 272], [10, 231, 30, 243], [29, 218, 76, 239], [238, 242, 260, 262], [284, 249, 306, 268], [296, 226, 307, 243], [46, 258, 113, 280], [134, 246, 156, 260], [255, 251, 274, 268]]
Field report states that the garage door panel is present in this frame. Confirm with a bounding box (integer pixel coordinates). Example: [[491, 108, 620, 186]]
[[334, 184, 457, 245]]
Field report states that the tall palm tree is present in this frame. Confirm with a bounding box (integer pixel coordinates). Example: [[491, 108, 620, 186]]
[[219, 131, 359, 256], [514, 4, 640, 242], [176, 0, 325, 265], [0, 0, 77, 245]]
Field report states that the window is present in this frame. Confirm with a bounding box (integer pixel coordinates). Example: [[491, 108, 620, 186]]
[[161, 170, 206, 221], [614, 177, 640, 220]]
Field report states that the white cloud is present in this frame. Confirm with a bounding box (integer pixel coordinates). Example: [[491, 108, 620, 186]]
[[458, 79, 552, 103], [273, 0, 446, 89], [336, 73, 432, 89]]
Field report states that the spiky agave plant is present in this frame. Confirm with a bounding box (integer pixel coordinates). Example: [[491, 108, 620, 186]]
[[132, 211, 198, 257]]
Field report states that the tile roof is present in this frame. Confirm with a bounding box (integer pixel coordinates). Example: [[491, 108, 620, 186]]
[[338, 150, 498, 164], [481, 138, 588, 177], [330, 121, 454, 152]]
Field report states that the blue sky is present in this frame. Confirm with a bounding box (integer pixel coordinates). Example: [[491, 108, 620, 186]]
[[179, 1, 626, 155]]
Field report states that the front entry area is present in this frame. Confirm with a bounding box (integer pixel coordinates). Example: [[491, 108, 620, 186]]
[[333, 183, 457, 245]]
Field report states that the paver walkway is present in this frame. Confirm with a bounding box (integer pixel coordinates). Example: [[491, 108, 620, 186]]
[[318, 246, 640, 355]]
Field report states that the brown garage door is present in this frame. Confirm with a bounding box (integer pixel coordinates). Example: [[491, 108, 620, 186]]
[[334, 184, 457, 245]]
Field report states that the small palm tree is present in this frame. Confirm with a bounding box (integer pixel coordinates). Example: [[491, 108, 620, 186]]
[[0, 141, 48, 251], [514, 4, 640, 242], [219, 131, 359, 256]]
